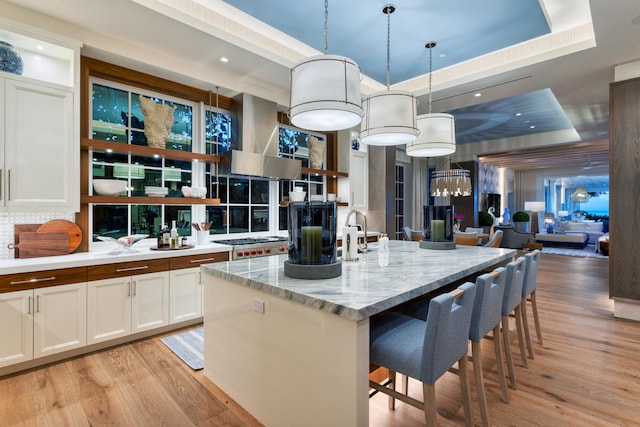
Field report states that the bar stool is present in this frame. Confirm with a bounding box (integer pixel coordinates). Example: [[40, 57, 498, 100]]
[[369, 282, 477, 427], [521, 249, 543, 359], [501, 256, 528, 390]]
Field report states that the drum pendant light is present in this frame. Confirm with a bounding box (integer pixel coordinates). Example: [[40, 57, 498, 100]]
[[360, 4, 418, 146], [289, 0, 363, 131], [406, 42, 456, 157]]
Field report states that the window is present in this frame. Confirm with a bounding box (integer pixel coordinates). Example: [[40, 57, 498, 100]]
[[90, 79, 198, 240]]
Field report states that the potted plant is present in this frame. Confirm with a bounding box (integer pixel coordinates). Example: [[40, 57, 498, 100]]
[[478, 211, 494, 234], [513, 211, 530, 232]]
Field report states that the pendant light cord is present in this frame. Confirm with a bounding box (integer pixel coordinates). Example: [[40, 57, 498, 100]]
[[385, 5, 394, 89], [324, 0, 329, 54], [426, 41, 436, 114]]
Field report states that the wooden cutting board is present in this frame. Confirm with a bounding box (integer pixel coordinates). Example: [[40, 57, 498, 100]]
[[10, 232, 69, 258], [37, 220, 83, 253]]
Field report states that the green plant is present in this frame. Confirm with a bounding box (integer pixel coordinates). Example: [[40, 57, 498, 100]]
[[513, 211, 530, 222], [478, 211, 494, 226]]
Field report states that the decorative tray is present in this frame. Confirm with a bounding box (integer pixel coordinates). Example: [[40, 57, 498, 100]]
[[150, 244, 195, 251]]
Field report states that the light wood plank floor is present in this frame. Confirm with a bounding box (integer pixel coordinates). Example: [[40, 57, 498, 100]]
[[1, 253, 638, 426]]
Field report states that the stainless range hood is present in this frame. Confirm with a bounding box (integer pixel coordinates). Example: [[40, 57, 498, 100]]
[[220, 93, 301, 180]]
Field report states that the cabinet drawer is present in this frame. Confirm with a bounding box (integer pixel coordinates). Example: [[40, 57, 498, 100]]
[[169, 252, 229, 270], [0, 267, 87, 293], [87, 259, 169, 281]]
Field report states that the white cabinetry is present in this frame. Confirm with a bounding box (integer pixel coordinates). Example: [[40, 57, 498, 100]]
[[87, 271, 169, 345], [349, 150, 368, 211], [1, 77, 77, 211], [169, 267, 203, 323], [0, 283, 87, 368]]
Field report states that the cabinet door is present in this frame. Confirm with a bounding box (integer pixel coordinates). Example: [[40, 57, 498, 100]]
[[169, 267, 202, 323], [0, 290, 33, 368], [33, 283, 87, 359], [350, 151, 368, 211], [87, 277, 131, 345], [4, 78, 76, 210], [131, 271, 169, 333]]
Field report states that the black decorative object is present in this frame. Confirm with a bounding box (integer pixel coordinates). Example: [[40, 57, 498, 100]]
[[0, 41, 23, 75], [420, 205, 456, 250]]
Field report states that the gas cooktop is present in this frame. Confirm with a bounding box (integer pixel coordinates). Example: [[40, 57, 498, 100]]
[[214, 236, 287, 246]]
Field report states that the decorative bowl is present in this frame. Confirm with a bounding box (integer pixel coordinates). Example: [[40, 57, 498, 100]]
[[181, 186, 207, 198], [145, 186, 169, 197], [93, 179, 128, 196], [97, 234, 149, 255], [289, 190, 306, 202]]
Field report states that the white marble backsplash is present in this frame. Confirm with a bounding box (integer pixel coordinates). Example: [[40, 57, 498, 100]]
[[0, 212, 76, 260]]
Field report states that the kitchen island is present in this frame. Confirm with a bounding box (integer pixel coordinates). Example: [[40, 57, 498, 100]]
[[201, 240, 516, 427]]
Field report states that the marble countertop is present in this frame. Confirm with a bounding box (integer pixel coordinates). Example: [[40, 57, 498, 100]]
[[202, 240, 516, 321], [0, 239, 231, 275]]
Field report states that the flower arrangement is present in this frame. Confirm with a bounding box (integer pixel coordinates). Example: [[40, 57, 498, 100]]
[[454, 213, 464, 226]]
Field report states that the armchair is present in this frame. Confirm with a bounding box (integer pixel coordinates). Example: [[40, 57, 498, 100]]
[[493, 225, 535, 249]]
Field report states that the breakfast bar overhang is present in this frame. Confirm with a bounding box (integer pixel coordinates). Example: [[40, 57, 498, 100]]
[[202, 241, 516, 427]]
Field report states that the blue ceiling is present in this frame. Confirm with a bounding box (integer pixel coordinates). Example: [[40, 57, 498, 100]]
[[223, 0, 550, 85]]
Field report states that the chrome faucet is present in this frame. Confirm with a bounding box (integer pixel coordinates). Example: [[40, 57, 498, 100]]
[[345, 209, 368, 253]]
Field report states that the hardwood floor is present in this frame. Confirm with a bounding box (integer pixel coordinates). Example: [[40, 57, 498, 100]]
[[1, 253, 638, 426]]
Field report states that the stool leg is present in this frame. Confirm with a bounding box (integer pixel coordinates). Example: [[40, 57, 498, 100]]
[[472, 341, 490, 427], [458, 354, 473, 427], [422, 383, 437, 426], [492, 324, 509, 403], [521, 296, 535, 359], [501, 315, 518, 390], [531, 290, 543, 344], [515, 305, 528, 368]]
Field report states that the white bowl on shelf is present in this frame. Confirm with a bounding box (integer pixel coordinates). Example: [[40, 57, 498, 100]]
[[93, 179, 127, 196], [289, 190, 306, 202], [145, 186, 169, 197], [181, 186, 207, 198]]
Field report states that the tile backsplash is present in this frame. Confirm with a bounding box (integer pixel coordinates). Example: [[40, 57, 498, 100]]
[[0, 212, 76, 260]]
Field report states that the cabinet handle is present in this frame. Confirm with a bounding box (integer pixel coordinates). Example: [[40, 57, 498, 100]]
[[27, 296, 32, 315], [10, 276, 56, 285], [7, 170, 11, 201], [133, 281, 137, 296], [127, 282, 131, 297], [36, 295, 40, 313], [116, 266, 149, 272], [190, 257, 215, 264], [0, 168, 2, 201]]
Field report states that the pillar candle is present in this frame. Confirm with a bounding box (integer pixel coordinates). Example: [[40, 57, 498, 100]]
[[301, 226, 323, 264], [431, 219, 445, 241]]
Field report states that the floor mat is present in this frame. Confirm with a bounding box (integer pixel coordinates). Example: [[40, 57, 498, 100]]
[[160, 327, 204, 370]]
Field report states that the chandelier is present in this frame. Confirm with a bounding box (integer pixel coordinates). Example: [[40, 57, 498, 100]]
[[430, 169, 472, 197], [570, 186, 591, 203], [406, 42, 456, 157], [359, 4, 419, 146], [289, 0, 363, 131]]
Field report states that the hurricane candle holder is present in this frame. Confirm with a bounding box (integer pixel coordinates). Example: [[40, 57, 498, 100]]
[[420, 205, 456, 250], [284, 201, 342, 279]]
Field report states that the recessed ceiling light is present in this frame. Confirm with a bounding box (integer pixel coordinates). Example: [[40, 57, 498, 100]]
[[515, 112, 522, 116], [36, 45, 44, 51], [529, 125, 536, 129], [220, 57, 229, 63], [439, 53, 446, 58], [474, 92, 482, 97]]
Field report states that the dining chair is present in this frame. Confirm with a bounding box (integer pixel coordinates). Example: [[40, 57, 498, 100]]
[[501, 256, 529, 389], [483, 230, 503, 248], [455, 232, 479, 246], [369, 282, 477, 427], [521, 249, 542, 359]]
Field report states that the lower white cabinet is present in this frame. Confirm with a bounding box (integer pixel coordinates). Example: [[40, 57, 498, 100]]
[[0, 283, 87, 368], [87, 271, 169, 345], [169, 267, 203, 323]]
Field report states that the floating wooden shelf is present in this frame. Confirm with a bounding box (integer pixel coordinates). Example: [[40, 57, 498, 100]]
[[302, 167, 348, 178], [81, 138, 221, 163], [82, 195, 220, 205], [279, 201, 348, 207]]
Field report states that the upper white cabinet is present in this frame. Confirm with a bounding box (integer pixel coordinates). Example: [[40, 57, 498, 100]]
[[0, 24, 80, 212], [2, 77, 77, 210], [349, 150, 368, 211]]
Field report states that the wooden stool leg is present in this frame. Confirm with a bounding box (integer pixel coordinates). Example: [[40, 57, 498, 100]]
[[521, 296, 535, 359], [514, 305, 528, 368], [501, 315, 518, 390], [422, 383, 437, 427], [492, 325, 509, 403], [388, 370, 396, 410], [472, 341, 490, 427], [531, 290, 543, 344], [458, 354, 473, 427]]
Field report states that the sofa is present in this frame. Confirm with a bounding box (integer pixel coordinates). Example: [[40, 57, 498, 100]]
[[565, 220, 608, 245]]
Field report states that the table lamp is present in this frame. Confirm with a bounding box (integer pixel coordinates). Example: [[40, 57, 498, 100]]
[[524, 201, 546, 234], [557, 210, 569, 233]]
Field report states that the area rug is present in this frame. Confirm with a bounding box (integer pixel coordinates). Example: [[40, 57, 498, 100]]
[[160, 327, 204, 370], [541, 244, 608, 259]]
